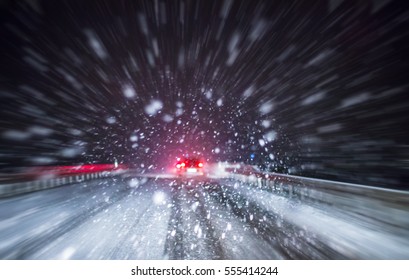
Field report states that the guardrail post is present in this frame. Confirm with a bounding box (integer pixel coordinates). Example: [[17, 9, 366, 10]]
[[76, 174, 84, 182], [257, 178, 262, 188]]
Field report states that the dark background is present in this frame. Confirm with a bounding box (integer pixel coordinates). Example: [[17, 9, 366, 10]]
[[0, 0, 408, 188]]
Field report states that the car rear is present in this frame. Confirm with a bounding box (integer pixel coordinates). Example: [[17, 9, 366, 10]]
[[175, 157, 204, 176]]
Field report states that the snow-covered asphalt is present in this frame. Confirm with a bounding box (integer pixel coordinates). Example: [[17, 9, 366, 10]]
[[0, 174, 408, 259]]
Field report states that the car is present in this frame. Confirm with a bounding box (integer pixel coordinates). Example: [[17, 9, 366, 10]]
[[175, 157, 204, 176]]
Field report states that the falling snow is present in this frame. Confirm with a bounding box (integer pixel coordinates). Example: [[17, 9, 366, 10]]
[[0, 0, 408, 261], [122, 85, 136, 99], [144, 100, 163, 116]]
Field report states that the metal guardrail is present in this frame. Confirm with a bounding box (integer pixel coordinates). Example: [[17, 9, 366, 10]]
[[0, 171, 124, 198], [231, 171, 409, 200], [229, 171, 409, 231]]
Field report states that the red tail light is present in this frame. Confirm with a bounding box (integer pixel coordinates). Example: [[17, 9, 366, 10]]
[[198, 162, 203, 168]]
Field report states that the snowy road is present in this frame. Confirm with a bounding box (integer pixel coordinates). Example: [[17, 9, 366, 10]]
[[1, 173, 408, 259]]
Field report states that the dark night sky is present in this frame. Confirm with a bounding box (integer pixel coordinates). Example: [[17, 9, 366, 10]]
[[0, 0, 409, 188]]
